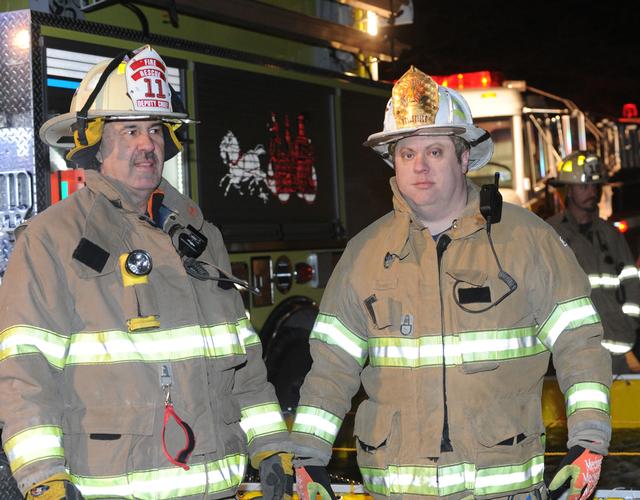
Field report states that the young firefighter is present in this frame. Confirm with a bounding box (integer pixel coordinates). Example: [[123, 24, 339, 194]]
[[0, 46, 292, 500], [291, 67, 612, 500]]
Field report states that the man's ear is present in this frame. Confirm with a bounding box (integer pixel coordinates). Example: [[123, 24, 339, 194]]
[[461, 149, 470, 174]]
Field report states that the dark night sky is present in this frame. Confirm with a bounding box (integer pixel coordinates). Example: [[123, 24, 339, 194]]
[[379, 1, 640, 120]]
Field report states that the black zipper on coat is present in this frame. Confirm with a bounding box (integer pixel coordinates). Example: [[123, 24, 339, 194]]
[[436, 234, 453, 453]]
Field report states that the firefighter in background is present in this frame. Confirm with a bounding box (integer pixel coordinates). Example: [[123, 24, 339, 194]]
[[0, 46, 292, 499], [290, 67, 611, 500], [547, 151, 640, 374]]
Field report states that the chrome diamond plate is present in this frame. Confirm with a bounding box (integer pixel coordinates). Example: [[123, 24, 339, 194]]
[[0, 10, 35, 279]]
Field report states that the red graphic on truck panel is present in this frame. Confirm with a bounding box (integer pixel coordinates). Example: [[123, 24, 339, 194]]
[[267, 112, 317, 204], [218, 112, 317, 204]]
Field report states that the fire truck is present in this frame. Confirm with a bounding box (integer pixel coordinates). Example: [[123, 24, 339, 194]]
[[597, 103, 640, 257], [430, 71, 610, 218]]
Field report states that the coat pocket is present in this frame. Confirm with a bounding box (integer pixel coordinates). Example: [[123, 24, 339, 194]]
[[353, 400, 400, 467], [446, 269, 491, 307], [64, 402, 156, 436], [466, 395, 544, 448], [63, 403, 156, 475], [366, 279, 400, 330]]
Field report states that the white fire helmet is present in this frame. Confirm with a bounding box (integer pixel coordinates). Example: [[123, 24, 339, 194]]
[[363, 66, 493, 170], [39, 45, 189, 168]]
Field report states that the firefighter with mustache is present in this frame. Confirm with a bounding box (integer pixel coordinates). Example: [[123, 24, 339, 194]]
[[0, 46, 292, 500]]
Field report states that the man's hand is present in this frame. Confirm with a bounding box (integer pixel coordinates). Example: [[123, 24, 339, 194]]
[[25, 473, 84, 500], [295, 466, 336, 500], [548, 445, 603, 500], [258, 452, 294, 500]]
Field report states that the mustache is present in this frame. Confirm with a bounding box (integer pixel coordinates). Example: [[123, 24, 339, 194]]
[[134, 151, 159, 163]]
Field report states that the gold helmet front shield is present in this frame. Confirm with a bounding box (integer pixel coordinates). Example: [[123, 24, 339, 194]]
[[392, 66, 439, 129]]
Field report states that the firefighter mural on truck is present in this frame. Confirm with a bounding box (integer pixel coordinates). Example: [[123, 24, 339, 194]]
[[218, 112, 318, 204]]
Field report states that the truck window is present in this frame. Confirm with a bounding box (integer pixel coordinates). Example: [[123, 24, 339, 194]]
[[467, 118, 513, 189]]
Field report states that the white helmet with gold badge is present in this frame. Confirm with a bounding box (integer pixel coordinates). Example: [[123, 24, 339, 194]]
[[39, 45, 189, 168], [363, 66, 493, 170]]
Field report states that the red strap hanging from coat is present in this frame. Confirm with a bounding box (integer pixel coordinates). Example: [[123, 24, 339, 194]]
[[161, 400, 196, 471]]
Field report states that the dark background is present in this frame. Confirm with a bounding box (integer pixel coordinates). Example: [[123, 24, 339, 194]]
[[379, 0, 640, 120]]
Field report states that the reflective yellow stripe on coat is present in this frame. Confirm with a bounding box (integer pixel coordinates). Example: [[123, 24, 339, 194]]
[[361, 455, 544, 497], [72, 453, 246, 499]]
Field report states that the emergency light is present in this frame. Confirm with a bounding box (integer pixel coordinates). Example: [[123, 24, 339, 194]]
[[431, 70, 502, 90]]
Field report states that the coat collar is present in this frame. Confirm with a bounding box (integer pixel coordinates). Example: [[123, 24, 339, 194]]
[[387, 177, 486, 257], [84, 170, 204, 229]]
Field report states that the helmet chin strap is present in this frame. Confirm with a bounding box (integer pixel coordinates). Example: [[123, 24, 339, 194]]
[[75, 50, 132, 146]]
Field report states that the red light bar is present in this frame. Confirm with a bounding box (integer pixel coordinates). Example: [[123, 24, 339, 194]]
[[431, 71, 503, 90], [614, 220, 629, 233]]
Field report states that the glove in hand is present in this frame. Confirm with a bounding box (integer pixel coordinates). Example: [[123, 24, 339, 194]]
[[295, 466, 335, 500], [259, 452, 293, 500], [548, 445, 602, 500], [25, 473, 84, 500]]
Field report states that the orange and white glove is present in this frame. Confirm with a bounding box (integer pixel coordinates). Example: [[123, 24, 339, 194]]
[[548, 445, 603, 500], [295, 466, 336, 500]]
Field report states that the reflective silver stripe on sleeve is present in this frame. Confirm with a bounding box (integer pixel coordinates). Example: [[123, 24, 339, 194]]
[[291, 405, 342, 445], [0, 326, 68, 369], [309, 314, 368, 367], [588, 274, 619, 289], [601, 339, 633, 354], [622, 303, 640, 317], [619, 265, 639, 281], [239, 403, 287, 444], [565, 382, 610, 416], [4, 426, 64, 472], [537, 297, 600, 349]]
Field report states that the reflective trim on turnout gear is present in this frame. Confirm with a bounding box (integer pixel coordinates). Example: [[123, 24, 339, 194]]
[[309, 314, 368, 367], [360, 454, 544, 497], [537, 297, 600, 349], [619, 265, 639, 281], [601, 339, 634, 354], [589, 266, 639, 289], [67, 322, 249, 365], [588, 274, 620, 289], [71, 453, 246, 499], [368, 326, 545, 367], [564, 382, 610, 416], [2, 319, 258, 368], [240, 403, 288, 444], [291, 406, 343, 444], [237, 317, 261, 346], [0, 325, 68, 369], [622, 303, 640, 317], [4, 425, 64, 473]]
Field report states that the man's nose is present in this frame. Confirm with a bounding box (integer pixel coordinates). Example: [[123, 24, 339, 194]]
[[415, 152, 430, 172], [136, 132, 156, 151]]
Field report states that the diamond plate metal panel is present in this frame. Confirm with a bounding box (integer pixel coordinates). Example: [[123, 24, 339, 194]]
[[0, 11, 35, 175], [0, 10, 36, 279]]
